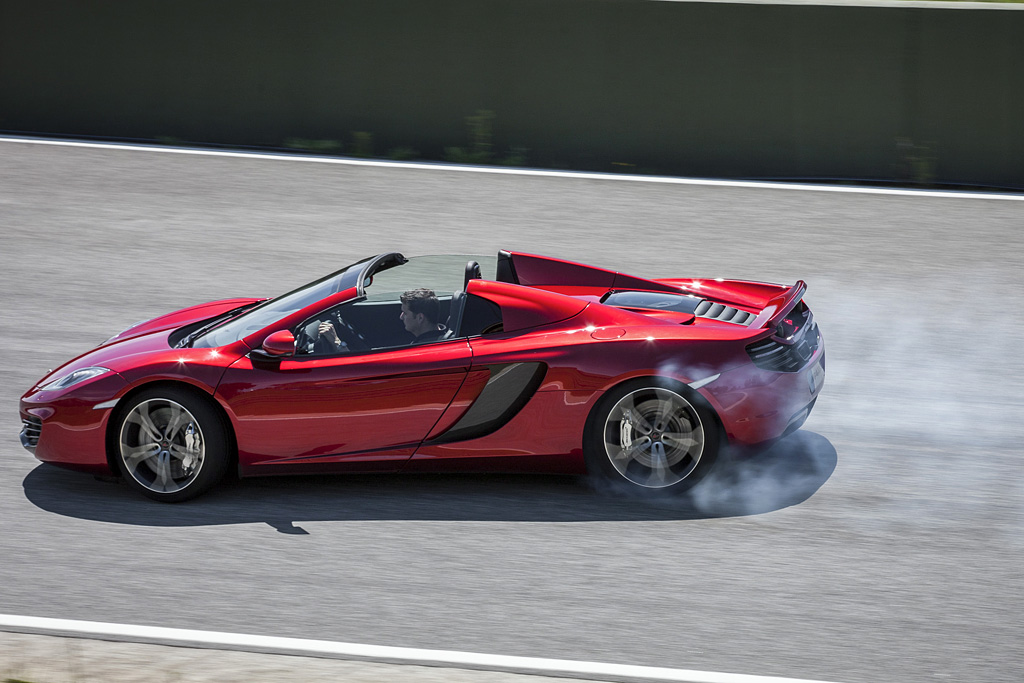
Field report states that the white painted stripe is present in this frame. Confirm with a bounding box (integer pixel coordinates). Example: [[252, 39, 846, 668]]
[[0, 614, 841, 683], [689, 373, 721, 390], [2, 135, 1021, 201], [653, 0, 1024, 10]]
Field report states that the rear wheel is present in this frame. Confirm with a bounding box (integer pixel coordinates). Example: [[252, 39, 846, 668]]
[[115, 387, 229, 502], [585, 379, 719, 494]]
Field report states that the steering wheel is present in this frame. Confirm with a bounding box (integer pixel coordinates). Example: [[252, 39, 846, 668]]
[[294, 326, 314, 353], [329, 310, 369, 352]]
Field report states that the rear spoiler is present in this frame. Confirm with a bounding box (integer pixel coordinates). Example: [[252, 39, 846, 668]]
[[749, 281, 807, 329]]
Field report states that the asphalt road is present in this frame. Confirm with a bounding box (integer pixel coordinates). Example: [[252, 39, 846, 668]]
[[1, 140, 1022, 683]]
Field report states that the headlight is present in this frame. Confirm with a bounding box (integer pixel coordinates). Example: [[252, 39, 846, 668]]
[[40, 367, 112, 391]]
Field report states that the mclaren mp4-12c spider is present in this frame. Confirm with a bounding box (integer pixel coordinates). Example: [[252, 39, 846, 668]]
[[20, 251, 824, 502]]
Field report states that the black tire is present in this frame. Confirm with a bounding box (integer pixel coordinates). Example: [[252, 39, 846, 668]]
[[114, 386, 230, 503], [584, 378, 720, 495]]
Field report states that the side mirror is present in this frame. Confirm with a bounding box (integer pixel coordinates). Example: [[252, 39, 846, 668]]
[[262, 330, 296, 357]]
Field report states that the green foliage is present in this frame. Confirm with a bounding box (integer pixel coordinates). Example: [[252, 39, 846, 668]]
[[466, 109, 495, 159], [279, 109, 533, 167], [443, 110, 496, 163], [498, 146, 529, 167], [895, 137, 938, 186], [350, 131, 374, 158], [387, 146, 420, 161], [444, 109, 528, 167], [610, 161, 660, 175], [443, 145, 488, 164], [283, 138, 343, 154]]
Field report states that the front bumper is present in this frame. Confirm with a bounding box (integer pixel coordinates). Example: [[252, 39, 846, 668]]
[[19, 372, 129, 474], [20, 416, 42, 452]]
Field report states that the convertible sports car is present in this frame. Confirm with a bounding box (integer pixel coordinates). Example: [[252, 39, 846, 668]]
[[20, 251, 824, 502]]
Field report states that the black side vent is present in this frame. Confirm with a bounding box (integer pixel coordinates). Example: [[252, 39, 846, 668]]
[[746, 323, 821, 372], [695, 300, 755, 326], [432, 363, 546, 444], [20, 416, 42, 451]]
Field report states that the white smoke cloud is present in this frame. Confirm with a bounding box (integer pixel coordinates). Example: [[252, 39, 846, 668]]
[[591, 269, 1024, 533]]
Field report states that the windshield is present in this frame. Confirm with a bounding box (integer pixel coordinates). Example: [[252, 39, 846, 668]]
[[365, 254, 496, 301], [191, 256, 373, 348], [191, 253, 496, 348]]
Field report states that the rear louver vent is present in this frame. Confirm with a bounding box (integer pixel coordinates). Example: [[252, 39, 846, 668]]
[[747, 325, 821, 372], [695, 300, 755, 326], [21, 416, 42, 448]]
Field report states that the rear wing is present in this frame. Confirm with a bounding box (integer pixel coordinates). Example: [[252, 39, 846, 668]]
[[750, 281, 807, 329]]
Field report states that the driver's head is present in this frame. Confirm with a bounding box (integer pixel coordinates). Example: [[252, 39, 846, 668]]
[[400, 288, 440, 336]]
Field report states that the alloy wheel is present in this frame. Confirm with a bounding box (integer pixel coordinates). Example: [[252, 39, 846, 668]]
[[602, 387, 705, 488], [119, 398, 206, 494]]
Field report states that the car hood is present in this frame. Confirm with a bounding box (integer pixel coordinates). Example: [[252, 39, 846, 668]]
[[101, 298, 265, 345], [32, 298, 263, 389]]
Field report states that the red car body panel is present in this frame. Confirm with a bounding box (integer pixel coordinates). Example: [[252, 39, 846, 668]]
[[424, 369, 492, 440], [20, 250, 824, 484], [509, 251, 680, 294], [654, 278, 784, 309], [466, 279, 588, 332], [410, 390, 591, 471], [22, 372, 128, 473], [219, 340, 473, 472], [97, 298, 265, 350], [711, 359, 823, 444]]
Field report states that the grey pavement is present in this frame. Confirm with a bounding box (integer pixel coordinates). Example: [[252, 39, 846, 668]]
[[1, 140, 1022, 683], [1, 632, 600, 683]]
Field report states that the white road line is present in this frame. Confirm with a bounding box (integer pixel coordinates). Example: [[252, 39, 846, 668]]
[[657, 0, 1024, 9], [0, 614, 841, 683], [2, 135, 1021, 201]]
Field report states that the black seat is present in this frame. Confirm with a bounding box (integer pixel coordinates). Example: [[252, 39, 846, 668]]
[[442, 291, 467, 339], [465, 260, 482, 289]]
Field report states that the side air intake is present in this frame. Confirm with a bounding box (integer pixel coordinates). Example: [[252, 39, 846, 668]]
[[431, 363, 546, 443]]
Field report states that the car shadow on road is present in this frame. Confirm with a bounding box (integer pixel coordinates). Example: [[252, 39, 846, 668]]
[[22, 431, 836, 529]]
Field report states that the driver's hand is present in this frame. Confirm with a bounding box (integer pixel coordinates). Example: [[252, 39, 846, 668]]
[[318, 321, 341, 345]]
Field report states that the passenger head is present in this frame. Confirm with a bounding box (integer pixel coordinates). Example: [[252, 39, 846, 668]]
[[400, 288, 440, 335]]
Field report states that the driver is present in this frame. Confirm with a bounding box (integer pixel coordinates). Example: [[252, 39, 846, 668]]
[[400, 288, 446, 343], [313, 288, 445, 351], [317, 319, 344, 350]]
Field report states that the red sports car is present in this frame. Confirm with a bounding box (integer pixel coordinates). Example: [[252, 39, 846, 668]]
[[19, 251, 824, 502]]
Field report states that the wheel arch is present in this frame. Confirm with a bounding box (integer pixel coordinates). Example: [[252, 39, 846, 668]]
[[104, 380, 238, 477]]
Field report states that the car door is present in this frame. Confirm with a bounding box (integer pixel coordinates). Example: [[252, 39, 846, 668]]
[[218, 338, 472, 472]]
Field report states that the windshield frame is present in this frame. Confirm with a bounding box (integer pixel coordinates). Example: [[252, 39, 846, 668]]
[[190, 253, 404, 349]]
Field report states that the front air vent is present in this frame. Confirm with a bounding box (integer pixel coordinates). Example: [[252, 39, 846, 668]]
[[20, 416, 42, 450], [695, 300, 755, 326], [746, 323, 821, 372]]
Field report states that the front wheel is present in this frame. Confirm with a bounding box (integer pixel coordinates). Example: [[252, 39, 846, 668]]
[[115, 387, 230, 502], [584, 379, 719, 494]]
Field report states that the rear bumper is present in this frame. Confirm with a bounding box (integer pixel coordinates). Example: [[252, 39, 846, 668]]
[[702, 340, 824, 446]]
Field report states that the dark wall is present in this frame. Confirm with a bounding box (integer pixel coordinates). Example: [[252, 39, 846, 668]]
[[1, 0, 1021, 186]]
